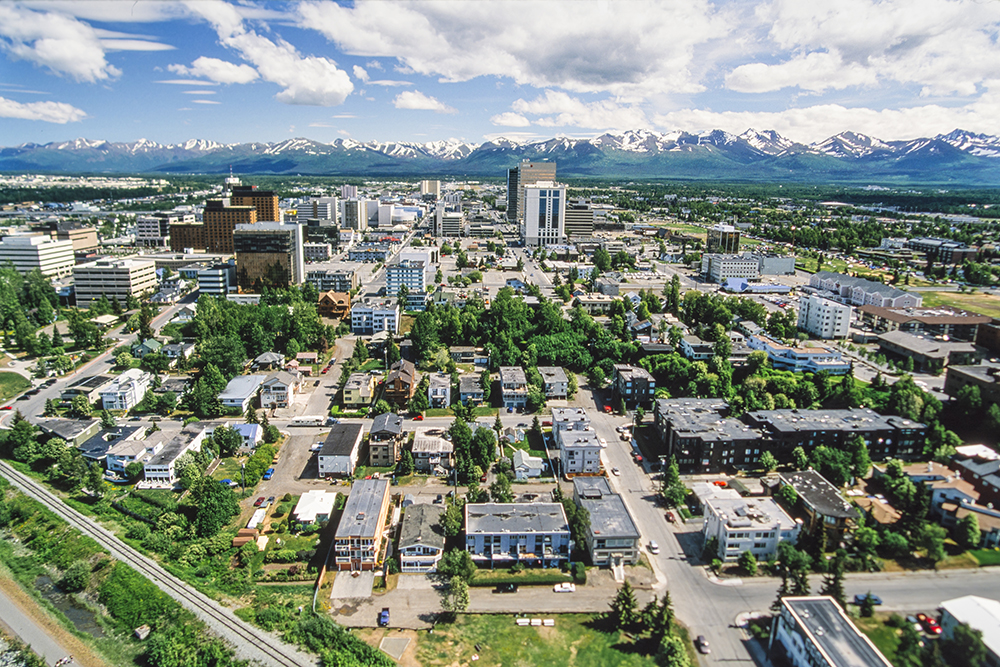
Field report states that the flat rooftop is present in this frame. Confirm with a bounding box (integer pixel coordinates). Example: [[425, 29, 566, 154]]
[[320, 423, 364, 458], [465, 503, 568, 535], [335, 478, 389, 539], [782, 597, 892, 667]]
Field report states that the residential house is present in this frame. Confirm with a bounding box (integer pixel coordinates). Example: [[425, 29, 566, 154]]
[[953, 448, 1000, 508], [512, 449, 545, 480], [777, 470, 860, 542], [703, 493, 801, 562], [450, 346, 490, 366], [927, 476, 980, 520], [343, 372, 376, 408], [333, 478, 391, 571], [938, 503, 1000, 548], [318, 423, 365, 478], [558, 426, 604, 477], [101, 426, 156, 473], [252, 351, 285, 371], [260, 371, 300, 409], [538, 366, 569, 399], [131, 338, 163, 360], [218, 375, 265, 412], [231, 423, 263, 450], [384, 359, 416, 407], [162, 342, 195, 364], [369, 412, 404, 467], [143, 426, 207, 485], [500, 366, 528, 410], [679, 335, 715, 361], [411, 427, 453, 473], [458, 374, 484, 405], [428, 372, 451, 409], [99, 368, 152, 412], [572, 293, 616, 315], [292, 490, 338, 525], [611, 364, 656, 408], [464, 503, 572, 567], [573, 477, 641, 566], [398, 504, 446, 573], [317, 291, 351, 319]]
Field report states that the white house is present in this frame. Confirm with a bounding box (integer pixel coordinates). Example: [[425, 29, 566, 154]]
[[428, 372, 451, 409], [317, 423, 364, 478], [703, 495, 801, 562], [538, 366, 569, 399], [512, 449, 545, 479], [142, 427, 207, 485], [292, 490, 338, 524], [260, 371, 300, 409], [398, 504, 446, 573], [99, 368, 152, 412], [218, 374, 266, 412]]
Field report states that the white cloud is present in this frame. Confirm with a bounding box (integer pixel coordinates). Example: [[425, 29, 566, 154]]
[[490, 112, 530, 127], [509, 91, 649, 130], [156, 79, 218, 86], [192, 100, 221, 105], [309, 122, 335, 127], [182, 90, 216, 95], [100, 39, 174, 52], [169, 57, 259, 84], [352, 65, 369, 82], [368, 80, 412, 87], [0, 96, 86, 123], [726, 52, 877, 93], [392, 90, 455, 113], [297, 0, 724, 97], [188, 1, 353, 106], [0, 4, 120, 82]]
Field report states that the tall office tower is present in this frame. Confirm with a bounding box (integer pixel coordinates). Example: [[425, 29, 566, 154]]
[[233, 222, 304, 291], [230, 185, 280, 222], [522, 182, 566, 247], [137, 212, 195, 248], [506, 159, 556, 223], [0, 234, 75, 277], [420, 180, 441, 198], [341, 184, 358, 199], [169, 221, 207, 252], [564, 198, 595, 239], [204, 197, 257, 254], [434, 204, 463, 237], [308, 196, 339, 221], [707, 224, 741, 254], [342, 199, 369, 231]]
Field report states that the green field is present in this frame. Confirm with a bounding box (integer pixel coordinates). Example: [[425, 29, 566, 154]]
[[415, 614, 661, 667], [971, 548, 1000, 567], [0, 372, 30, 403], [854, 615, 901, 664], [918, 291, 1000, 319]]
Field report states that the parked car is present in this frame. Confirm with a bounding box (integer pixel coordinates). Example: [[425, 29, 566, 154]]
[[378, 608, 390, 627], [413, 414, 424, 421], [615, 424, 630, 433], [434, 494, 443, 504], [695, 636, 711, 655], [253, 497, 265, 507], [262, 468, 275, 480], [610, 467, 620, 476], [634, 454, 643, 463], [266, 496, 275, 505], [917, 613, 942, 635], [665, 511, 676, 523], [493, 583, 518, 593], [648, 541, 660, 555], [0, 405, 11, 410], [553, 582, 576, 593], [853, 593, 883, 606]]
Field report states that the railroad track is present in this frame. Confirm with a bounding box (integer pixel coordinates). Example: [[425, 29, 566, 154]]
[[0, 461, 317, 667]]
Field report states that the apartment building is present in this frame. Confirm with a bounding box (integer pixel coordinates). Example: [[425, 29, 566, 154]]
[[500, 366, 528, 409], [747, 334, 851, 374], [307, 268, 358, 292], [142, 427, 207, 485], [538, 366, 569, 399], [611, 364, 656, 407], [464, 503, 571, 567], [771, 597, 893, 667], [703, 494, 801, 562], [350, 301, 400, 335], [385, 259, 426, 298], [342, 372, 376, 407], [99, 368, 152, 412], [333, 478, 391, 571], [573, 477, 640, 566], [798, 293, 852, 339], [369, 412, 404, 467], [72, 256, 157, 308], [318, 423, 365, 478], [809, 272, 922, 308], [398, 503, 445, 573]]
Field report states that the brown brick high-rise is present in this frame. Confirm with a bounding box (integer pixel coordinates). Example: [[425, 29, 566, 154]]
[[231, 185, 279, 222], [204, 198, 256, 254]]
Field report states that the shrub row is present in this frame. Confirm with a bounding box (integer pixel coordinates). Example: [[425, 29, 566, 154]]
[[468, 571, 572, 587]]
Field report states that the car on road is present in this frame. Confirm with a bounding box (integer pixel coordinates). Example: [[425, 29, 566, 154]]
[[553, 582, 576, 593], [493, 583, 518, 593], [0, 405, 11, 410], [480, 474, 487, 482], [648, 541, 660, 554], [615, 424, 630, 432], [542, 420, 552, 427], [434, 494, 443, 503], [695, 636, 710, 655], [853, 593, 883, 606], [610, 467, 620, 476], [262, 468, 275, 480], [665, 511, 676, 523], [603, 405, 612, 413], [379, 608, 389, 627], [253, 497, 265, 507], [413, 414, 424, 421], [620, 433, 630, 441]]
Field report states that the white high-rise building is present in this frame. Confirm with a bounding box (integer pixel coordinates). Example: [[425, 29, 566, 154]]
[[342, 199, 368, 230], [0, 234, 75, 277], [798, 293, 852, 339], [340, 184, 358, 199], [308, 196, 339, 221], [434, 204, 462, 237], [522, 182, 566, 247], [420, 180, 441, 198]]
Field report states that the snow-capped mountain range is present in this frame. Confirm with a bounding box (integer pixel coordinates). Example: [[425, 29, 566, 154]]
[[4, 128, 1000, 183]]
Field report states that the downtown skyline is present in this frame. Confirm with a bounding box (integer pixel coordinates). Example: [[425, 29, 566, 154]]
[[2, 0, 1000, 147]]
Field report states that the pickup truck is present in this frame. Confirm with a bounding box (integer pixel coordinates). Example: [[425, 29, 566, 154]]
[[379, 608, 390, 627]]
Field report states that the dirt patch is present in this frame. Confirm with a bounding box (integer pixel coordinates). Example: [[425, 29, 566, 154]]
[[0, 574, 112, 667]]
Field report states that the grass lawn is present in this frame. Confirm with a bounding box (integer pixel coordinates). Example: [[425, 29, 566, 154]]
[[917, 290, 1000, 319], [854, 615, 900, 664], [414, 614, 660, 667], [211, 457, 245, 482], [506, 437, 547, 459], [0, 371, 30, 402], [473, 406, 498, 417], [358, 360, 384, 373], [426, 406, 499, 418], [971, 548, 1000, 567], [425, 408, 452, 418]]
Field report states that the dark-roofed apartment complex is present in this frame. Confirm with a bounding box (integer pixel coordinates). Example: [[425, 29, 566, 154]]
[[464, 503, 571, 567], [334, 478, 391, 571], [778, 470, 860, 541], [771, 597, 892, 667]]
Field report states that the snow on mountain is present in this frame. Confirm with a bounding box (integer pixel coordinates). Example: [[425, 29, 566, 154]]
[[938, 129, 1000, 157], [813, 131, 891, 158], [739, 129, 795, 155]]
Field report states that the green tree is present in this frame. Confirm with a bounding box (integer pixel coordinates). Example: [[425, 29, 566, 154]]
[[918, 523, 947, 562], [100, 410, 116, 430], [396, 448, 414, 476], [59, 561, 91, 593], [114, 350, 134, 369], [70, 395, 93, 419], [661, 456, 687, 507], [819, 550, 847, 608], [245, 404, 259, 424], [941, 622, 988, 667], [50, 326, 63, 349], [955, 513, 981, 550], [442, 575, 470, 616], [608, 581, 639, 631], [436, 548, 476, 582], [189, 476, 239, 538], [593, 247, 612, 272], [739, 550, 758, 576], [656, 635, 691, 667], [371, 399, 391, 417], [86, 461, 106, 498], [792, 446, 809, 470], [212, 424, 243, 458], [440, 499, 465, 537], [480, 369, 492, 402], [847, 434, 872, 479], [759, 451, 778, 473], [860, 591, 875, 617], [489, 473, 513, 503], [386, 340, 401, 366], [124, 461, 144, 482]]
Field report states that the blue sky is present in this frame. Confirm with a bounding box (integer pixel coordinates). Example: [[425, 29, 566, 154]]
[[2, 0, 1000, 147]]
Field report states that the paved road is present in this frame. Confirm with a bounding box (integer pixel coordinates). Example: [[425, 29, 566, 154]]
[[0, 583, 74, 667], [0, 461, 318, 667]]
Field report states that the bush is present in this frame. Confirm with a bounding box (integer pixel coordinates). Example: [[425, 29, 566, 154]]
[[572, 562, 587, 584], [468, 571, 572, 587], [99, 563, 177, 629], [59, 560, 91, 592]]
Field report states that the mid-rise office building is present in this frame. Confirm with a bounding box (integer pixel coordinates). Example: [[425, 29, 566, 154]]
[[420, 180, 441, 198], [859, 304, 991, 342], [0, 234, 74, 277], [522, 182, 566, 247], [53, 221, 99, 253], [233, 222, 304, 290], [707, 224, 740, 254], [945, 363, 1000, 406], [906, 237, 978, 264], [701, 253, 760, 283], [197, 262, 237, 295], [350, 301, 400, 335], [305, 196, 338, 221], [169, 220, 207, 252], [73, 257, 157, 309], [341, 184, 358, 199], [230, 185, 279, 222], [385, 259, 426, 297], [204, 197, 257, 254], [564, 199, 595, 238], [341, 199, 369, 230], [137, 212, 195, 248], [798, 294, 851, 339], [507, 159, 556, 223], [434, 204, 463, 237]]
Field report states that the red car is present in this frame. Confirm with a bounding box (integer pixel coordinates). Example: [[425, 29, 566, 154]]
[[713, 480, 728, 488], [0, 405, 11, 410], [542, 420, 552, 427], [480, 474, 488, 482], [413, 414, 424, 421], [603, 405, 612, 413], [917, 614, 942, 635], [665, 511, 676, 523], [253, 497, 265, 507]]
